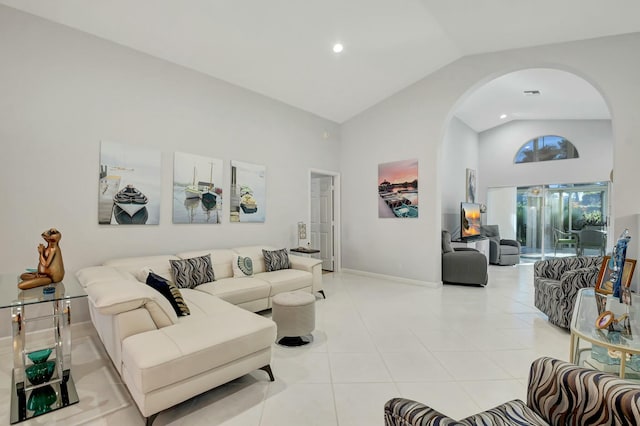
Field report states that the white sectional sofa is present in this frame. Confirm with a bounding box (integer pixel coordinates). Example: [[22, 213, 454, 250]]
[[76, 246, 323, 425]]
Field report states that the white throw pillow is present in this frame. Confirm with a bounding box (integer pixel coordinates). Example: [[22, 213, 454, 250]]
[[232, 255, 254, 278]]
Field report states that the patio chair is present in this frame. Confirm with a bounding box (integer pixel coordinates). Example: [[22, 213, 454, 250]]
[[552, 228, 578, 256], [577, 229, 606, 256]]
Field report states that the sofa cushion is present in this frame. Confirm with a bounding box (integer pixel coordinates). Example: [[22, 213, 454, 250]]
[[104, 255, 180, 285], [121, 303, 277, 394], [169, 254, 215, 289], [76, 266, 134, 288], [145, 272, 190, 317], [460, 399, 548, 425], [176, 249, 236, 279], [232, 255, 254, 278], [83, 278, 178, 327], [262, 248, 290, 272], [258, 269, 312, 296], [195, 278, 270, 306]]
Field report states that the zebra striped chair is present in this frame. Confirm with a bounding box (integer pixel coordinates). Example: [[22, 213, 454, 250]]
[[384, 357, 640, 425], [533, 256, 603, 328]]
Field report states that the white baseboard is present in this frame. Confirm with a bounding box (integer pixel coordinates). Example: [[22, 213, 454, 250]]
[[340, 268, 441, 288]]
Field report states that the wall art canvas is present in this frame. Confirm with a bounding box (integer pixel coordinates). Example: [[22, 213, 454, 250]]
[[378, 159, 418, 218], [230, 160, 266, 223], [466, 168, 477, 203], [99, 141, 161, 225], [173, 152, 224, 224]]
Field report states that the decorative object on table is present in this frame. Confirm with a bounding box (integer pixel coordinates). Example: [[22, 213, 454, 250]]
[[297, 222, 307, 248], [595, 255, 636, 295], [27, 385, 57, 416], [99, 141, 161, 225], [18, 228, 65, 290], [173, 152, 223, 224], [611, 229, 631, 299], [595, 310, 627, 330], [595, 292, 608, 316], [465, 168, 476, 203], [230, 160, 266, 222], [378, 159, 418, 218]]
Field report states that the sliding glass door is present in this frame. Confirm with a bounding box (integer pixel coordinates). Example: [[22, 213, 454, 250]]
[[516, 182, 609, 262]]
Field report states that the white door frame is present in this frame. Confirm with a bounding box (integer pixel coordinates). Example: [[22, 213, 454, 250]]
[[309, 168, 341, 272]]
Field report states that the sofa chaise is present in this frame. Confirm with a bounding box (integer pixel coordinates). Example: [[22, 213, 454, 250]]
[[76, 245, 323, 425], [384, 357, 640, 425]]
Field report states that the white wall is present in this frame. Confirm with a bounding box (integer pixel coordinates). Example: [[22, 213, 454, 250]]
[[441, 117, 479, 238], [0, 6, 340, 275], [486, 187, 517, 240], [478, 120, 613, 200], [340, 33, 640, 284]]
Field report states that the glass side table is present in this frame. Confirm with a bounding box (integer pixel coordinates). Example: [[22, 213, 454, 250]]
[[0, 273, 87, 423], [570, 287, 640, 379]]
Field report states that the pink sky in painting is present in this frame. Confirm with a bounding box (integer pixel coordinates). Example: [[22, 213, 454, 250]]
[[378, 159, 418, 184]]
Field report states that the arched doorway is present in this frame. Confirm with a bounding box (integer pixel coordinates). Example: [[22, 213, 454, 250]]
[[442, 67, 612, 262]]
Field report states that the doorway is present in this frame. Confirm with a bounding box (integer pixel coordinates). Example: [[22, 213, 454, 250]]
[[517, 182, 609, 262], [309, 170, 340, 272]]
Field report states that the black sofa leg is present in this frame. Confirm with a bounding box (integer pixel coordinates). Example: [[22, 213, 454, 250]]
[[260, 364, 275, 382], [318, 290, 326, 299], [145, 413, 159, 426]]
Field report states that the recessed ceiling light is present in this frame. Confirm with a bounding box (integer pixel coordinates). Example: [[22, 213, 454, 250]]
[[332, 43, 344, 53], [500, 114, 507, 119]]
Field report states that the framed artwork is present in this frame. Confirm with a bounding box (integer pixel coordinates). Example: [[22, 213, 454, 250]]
[[173, 152, 223, 224], [230, 160, 266, 223], [99, 141, 161, 225], [466, 168, 476, 203], [377, 159, 418, 219], [595, 256, 637, 294]]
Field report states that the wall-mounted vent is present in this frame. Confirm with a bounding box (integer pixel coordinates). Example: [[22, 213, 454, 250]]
[[523, 90, 541, 96]]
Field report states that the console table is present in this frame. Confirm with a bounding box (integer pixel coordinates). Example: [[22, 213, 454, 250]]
[[0, 274, 87, 423], [570, 288, 640, 379], [451, 238, 490, 265]]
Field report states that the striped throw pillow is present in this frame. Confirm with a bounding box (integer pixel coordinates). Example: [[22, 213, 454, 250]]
[[169, 254, 215, 289], [262, 248, 290, 272], [145, 272, 190, 316]]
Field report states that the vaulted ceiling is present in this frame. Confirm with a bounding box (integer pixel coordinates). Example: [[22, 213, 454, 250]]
[[1, 0, 638, 126]]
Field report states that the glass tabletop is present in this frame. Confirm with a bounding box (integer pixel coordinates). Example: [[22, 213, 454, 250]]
[[0, 273, 87, 309], [571, 288, 640, 352]]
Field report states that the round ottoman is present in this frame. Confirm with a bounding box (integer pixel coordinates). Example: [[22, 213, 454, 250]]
[[272, 291, 316, 346]]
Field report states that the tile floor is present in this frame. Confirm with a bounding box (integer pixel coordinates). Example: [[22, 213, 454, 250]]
[[1, 264, 572, 425]]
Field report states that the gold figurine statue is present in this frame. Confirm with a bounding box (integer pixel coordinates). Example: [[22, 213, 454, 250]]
[[18, 228, 65, 290]]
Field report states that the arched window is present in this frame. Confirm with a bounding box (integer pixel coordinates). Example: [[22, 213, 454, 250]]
[[514, 135, 579, 164]]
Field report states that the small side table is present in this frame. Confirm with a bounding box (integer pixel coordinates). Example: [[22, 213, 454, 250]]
[[0, 274, 87, 424], [290, 247, 321, 256], [570, 288, 640, 379]]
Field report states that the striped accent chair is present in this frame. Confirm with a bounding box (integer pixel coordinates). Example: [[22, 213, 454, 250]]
[[533, 256, 602, 328], [384, 357, 640, 425]]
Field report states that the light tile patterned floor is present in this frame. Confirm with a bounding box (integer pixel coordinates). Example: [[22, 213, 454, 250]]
[[0, 263, 571, 425]]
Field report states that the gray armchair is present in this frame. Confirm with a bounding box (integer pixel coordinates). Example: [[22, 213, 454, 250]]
[[441, 230, 488, 286], [482, 225, 520, 265]]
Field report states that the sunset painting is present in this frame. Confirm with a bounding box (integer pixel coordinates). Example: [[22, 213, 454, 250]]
[[378, 159, 418, 218]]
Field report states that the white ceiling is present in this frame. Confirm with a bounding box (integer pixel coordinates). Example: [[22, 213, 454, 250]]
[[454, 68, 611, 132], [1, 0, 639, 124]]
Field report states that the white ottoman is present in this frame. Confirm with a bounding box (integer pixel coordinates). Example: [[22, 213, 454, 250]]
[[272, 291, 316, 346]]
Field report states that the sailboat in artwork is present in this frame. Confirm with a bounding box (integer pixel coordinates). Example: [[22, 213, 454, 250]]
[[185, 166, 202, 199], [201, 162, 217, 208]]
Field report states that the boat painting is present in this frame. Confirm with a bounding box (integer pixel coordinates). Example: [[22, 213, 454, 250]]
[[99, 141, 161, 225], [378, 159, 418, 219], [114, 184, 149, 216], [230, 160, 266, 223], [173, 152, 223, 224]]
